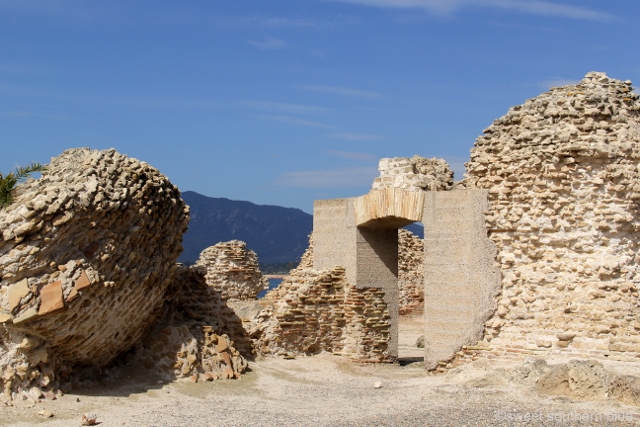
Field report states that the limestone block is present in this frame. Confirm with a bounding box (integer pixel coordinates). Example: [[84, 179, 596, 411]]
[[8, 279, 31, 312], [13, 307, 38, 324], [74, 270, 92, 290]]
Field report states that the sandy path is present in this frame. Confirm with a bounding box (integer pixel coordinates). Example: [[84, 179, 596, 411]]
[[2, 316, 640, 426]]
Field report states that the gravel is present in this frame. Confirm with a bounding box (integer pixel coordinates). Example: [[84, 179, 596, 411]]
[[2, 354, 639, 427]]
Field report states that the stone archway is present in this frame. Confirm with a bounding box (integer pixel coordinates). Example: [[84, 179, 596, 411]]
[[312, 187, 500, 367]]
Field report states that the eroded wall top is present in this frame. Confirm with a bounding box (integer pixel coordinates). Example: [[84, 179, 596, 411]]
[[372, 156, 454, 192]]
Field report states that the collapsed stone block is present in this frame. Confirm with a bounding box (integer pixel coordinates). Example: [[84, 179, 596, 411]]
[[0, 147, 190, 398]]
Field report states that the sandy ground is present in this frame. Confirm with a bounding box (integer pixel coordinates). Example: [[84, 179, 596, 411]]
[[2, 316, 640, 427]]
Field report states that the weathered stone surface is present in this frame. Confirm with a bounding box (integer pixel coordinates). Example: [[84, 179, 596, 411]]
[[422, 190, 500, 370], [536, 360, 609, 400], [398, 229, 423, 316], [372, 156, 454, 192], [130, 265, 249, 380], [463, 72, 640, 362], [195, 240, 268, 301], [0, 147, 189, 397]]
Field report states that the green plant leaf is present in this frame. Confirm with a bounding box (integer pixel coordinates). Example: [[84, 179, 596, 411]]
[[0, 162, 47, 208]]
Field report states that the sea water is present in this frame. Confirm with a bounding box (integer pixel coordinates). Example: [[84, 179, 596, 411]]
[[257, 278, 282, 299]]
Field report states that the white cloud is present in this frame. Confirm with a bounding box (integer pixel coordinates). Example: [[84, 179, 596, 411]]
[[247, 37, 288, 50], [275, 167, 378, 188], [252, 16, 331, 28], [323, 0, 614, 21], [261, 114, 335, 129], [323, 150, 378, 161], [298, 85, 382, 99], [330, 132, 386, 141], [242, 100, 328, 115]]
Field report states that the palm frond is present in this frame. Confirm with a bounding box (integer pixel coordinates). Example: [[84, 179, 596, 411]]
[[0, 162, 47, 208]]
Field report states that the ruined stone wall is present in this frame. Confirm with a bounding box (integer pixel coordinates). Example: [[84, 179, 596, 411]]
[[194, 240, 268, 301], [250, 266, 392, 362], [294, 230, 423, 316], [398, 229, 424, 315], [0, 148, 189, 398], [372, 155, 454, 192], [462, 72, 640, 365]]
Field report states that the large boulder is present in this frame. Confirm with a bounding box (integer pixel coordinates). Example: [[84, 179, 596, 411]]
[[0, 148, 189, 398]]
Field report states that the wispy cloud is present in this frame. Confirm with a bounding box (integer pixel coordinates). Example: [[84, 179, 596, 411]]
[[261, 114, 335, 129], [323, 0, 615, 22], [248, 37, 288, 50], [242, 100, 328, 115], [248, 16, 333, 28], [330, 132, 386, 141], [324, 150, 378, 161], [298, 85, 382, 99], [275, 167, 378, 188]]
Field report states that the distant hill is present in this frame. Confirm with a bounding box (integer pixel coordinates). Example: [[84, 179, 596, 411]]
[[179, 191, 313, 265], [179, 191, 424, 266]]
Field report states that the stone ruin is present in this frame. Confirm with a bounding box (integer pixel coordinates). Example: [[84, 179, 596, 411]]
[[297, 71, 640, 370], [249, 259, 391, 362], [2, 70, 640, 402], [194, 240, 268, 301], [0, 148, 248, 401], [458, 71, 640, 367]]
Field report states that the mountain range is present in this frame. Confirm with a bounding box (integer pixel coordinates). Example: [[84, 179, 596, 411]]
[[179, 191, 312, 266], [179, 191, 424, 267]]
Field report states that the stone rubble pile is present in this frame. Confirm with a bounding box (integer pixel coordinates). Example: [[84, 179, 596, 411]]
[[460, 71, 640, 364], [130, 265, 249, 381], [194, 240, 268, 301], [372, 155, 454, 192]]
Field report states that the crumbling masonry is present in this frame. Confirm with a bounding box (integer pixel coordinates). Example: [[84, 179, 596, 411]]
[[309, 71, 640, 369]]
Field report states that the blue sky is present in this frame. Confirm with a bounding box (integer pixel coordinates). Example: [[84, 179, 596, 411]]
[[1, 0, 638, 213]]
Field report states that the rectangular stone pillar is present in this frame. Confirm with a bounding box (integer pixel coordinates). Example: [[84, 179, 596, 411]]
[[312, 198, 358, 284], [422, 189, 500, 369]]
